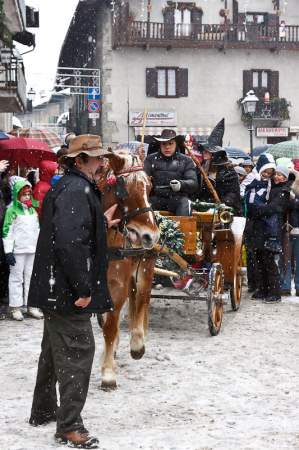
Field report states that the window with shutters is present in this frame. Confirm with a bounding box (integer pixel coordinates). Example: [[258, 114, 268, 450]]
[[243, 69, 279, 98], [163, 3, 203, 38], [146, 67, 188, 98]]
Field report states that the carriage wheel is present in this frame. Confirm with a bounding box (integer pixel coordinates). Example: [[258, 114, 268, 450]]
[[230, 259, 242, 311], [207, 263, 224, 336]]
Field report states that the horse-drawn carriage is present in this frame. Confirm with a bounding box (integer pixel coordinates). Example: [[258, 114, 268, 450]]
[[152, 205, 246, 336], [99, 149, 245, 390]]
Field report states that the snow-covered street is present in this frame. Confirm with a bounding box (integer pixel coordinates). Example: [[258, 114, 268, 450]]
[[1, 289, 299, 450]]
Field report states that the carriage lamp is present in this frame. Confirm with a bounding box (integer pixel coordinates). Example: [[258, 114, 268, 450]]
[[241, 90, 259, 158]]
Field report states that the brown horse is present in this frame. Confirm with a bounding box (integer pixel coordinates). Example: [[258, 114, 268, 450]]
[[98, 150, 159, 390]]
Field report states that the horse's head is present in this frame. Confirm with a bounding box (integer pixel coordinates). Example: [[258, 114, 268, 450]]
[[99, 150, 159, 249]]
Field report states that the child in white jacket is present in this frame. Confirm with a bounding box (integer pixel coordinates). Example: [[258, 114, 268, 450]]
[[2, 180, 43, 320]]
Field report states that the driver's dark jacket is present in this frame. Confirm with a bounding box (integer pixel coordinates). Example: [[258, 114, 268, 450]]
[[144, 151, 198, 198]]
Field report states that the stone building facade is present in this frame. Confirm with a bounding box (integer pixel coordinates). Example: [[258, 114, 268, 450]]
[[59, 0, 299, 150]]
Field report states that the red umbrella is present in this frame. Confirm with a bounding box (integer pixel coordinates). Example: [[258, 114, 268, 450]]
[[0, 137, 57, 168]]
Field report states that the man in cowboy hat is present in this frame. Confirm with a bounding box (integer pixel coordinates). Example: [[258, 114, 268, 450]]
[[144, 129, 198, 216], [28, 134, 119, 449]]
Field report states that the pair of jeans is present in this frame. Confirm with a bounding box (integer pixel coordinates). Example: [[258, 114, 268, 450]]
[[280, 236, 299, 291], [30, 310, 95, 433]]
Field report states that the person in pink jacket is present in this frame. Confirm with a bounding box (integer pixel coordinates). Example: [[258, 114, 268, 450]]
[[33, 160, 58, 216]]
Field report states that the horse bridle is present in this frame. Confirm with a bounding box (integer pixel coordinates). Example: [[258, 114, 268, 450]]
[[108, 163, 154, 234], [106, 159, 157, 265]]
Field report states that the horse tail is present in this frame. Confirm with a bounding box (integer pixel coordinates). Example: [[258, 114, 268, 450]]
[[128, 277, 137, 330]]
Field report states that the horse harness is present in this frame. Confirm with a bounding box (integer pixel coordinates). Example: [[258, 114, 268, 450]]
[[106, 159, 156, 261]]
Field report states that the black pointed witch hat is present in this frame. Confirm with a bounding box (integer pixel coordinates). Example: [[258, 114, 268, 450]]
[[198, 118, 225, 152]]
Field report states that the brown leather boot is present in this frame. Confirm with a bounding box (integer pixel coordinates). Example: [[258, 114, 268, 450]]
[[55, 430, 99, 448]]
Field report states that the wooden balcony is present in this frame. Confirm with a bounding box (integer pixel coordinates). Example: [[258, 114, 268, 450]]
[[113, 21, 299, 51], [0, 60, 27, 113]]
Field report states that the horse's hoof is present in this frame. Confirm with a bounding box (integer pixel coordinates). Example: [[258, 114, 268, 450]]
[[130, 346, 145, 360], [100, 380, 117, 391]]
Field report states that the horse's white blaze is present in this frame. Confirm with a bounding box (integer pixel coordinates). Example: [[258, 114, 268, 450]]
[[142, 181, 156, 228], [121, 154, 159, 244]]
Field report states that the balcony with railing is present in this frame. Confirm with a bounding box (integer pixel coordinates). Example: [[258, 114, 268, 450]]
[[0, 58, 27, 112], [113, 21, 299, 50], [238, 97, 291, 125]]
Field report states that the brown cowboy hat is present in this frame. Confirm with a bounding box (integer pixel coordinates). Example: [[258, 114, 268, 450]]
[[67, 134, 111, 158], [153, 129, 177, 143]]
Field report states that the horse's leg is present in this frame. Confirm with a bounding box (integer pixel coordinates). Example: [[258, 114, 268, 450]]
[[101, 309, 122, 390], [101, 263, 130, 390], [129, 257, 155, 360]]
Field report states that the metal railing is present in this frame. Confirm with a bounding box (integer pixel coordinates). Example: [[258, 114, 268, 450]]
[[254, 98, 290, 120], [117, 21, 299, 46]]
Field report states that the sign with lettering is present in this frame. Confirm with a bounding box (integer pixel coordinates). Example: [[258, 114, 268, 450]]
[[129, 111, 177, 127], [256, 127, 289, 137]]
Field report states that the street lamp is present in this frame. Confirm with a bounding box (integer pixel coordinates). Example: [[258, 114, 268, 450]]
[[241, 90, 259, 158], [27, 87, 36, 101], [27, 87, 36, 112]]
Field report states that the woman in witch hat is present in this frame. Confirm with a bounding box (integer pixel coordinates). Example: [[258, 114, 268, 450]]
[[197, 119, 242, 215]]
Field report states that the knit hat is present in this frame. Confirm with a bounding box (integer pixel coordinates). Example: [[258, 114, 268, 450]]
[[276, 157, 294, 170], [255, 153, 276, 175], [234, 166, 247, 177], [275, 165, 289, 179], [241, 159, 254, 167]]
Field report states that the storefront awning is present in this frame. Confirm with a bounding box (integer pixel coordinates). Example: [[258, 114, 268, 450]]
[[134, 126, 211, 136]]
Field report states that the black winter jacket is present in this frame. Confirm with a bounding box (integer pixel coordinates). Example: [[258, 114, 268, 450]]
[[28, 168, 113, 314], [200, 165, 242, 214], [246, 181, 290, 249], [144, 151, 198, 198]]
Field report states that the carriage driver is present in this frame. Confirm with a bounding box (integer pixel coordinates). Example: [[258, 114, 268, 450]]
[[144, 129, 198, 216]]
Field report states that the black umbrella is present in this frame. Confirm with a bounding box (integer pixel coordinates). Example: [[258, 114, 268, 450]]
[[252, 144, 273, 157], [224, 146, 251, 160]]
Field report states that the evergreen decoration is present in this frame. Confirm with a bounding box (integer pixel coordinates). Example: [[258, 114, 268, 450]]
[[237, 96, 291, 124], [156, 213, 185, 254], [155, 213, 185, 272]]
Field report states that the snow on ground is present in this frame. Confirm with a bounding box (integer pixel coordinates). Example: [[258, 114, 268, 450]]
[[1, 289, 299, 450]]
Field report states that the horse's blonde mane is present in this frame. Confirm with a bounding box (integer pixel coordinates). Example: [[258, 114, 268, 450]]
[[112, 152, 149, 184]]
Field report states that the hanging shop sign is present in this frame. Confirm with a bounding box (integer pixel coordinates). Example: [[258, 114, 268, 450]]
[[290, 126, 299, 134], [256, 127, 289, 138], [129, 111, 177, 127]]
